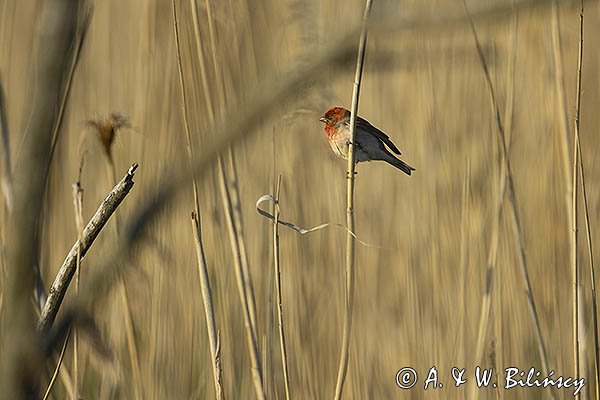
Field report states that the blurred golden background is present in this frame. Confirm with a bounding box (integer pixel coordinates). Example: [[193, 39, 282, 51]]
[[1, 0, 599, 398]]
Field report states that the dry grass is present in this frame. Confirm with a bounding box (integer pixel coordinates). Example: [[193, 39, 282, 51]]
[[1, 0, 600, 399]]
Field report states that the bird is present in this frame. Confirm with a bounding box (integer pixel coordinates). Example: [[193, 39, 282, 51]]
[[319, 107, 415, 176]]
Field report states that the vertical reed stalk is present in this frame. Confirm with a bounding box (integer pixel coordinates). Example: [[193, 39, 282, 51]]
[[458, 159, 470, 371], [2, 1, 78, 397], [571, 101, 580, 399], [217, 157, 265, 399], [43, 7, 92, 194], [172, 3, 224, 398], [191, 213, 224, 400], [89, 115, 143, 400], [551, 1, 574, 213], [72, 178, 84, 400], [334, 1, 373, 399], [188, 0, 265, 397], [550, 0, 574, 310], [551, 4, 594, 395], [464, 4, 554, 398], [468, 75, 507, 400], [571, 2, 584, 397], [225, 151, 259, 338], [39, 175, 83, 400], [468, 13, 517, 398], [106, 159, 143, 400], [493, 10, 517, 389], [42, 330, 72, 400], [202, 0, 260, 337], [273, 175, 291, 400], [578, 132, 599, 400]]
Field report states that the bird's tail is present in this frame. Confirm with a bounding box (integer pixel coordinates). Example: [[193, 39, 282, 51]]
[[384, 155, 415, 176]]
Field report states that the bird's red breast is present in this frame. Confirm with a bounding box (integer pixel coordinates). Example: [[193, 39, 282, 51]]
[[323, 122, 339, 138]]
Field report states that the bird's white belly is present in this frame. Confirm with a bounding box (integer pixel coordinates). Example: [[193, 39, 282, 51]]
[[329, 135, 349, 159], [328, 134, 373, 163]]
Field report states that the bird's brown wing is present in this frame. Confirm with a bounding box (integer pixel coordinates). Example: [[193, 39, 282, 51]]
[[354, 117, 401, 155]]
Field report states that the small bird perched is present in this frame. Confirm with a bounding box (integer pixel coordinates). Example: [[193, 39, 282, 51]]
[[319, 107, 415, 175]]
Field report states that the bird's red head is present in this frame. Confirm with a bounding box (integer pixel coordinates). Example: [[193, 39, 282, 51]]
[[319, 107, 350, 126]]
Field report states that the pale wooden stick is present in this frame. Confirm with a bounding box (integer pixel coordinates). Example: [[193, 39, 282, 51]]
[[37, 163, 138, 334]]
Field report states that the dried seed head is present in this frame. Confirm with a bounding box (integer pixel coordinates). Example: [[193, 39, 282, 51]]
[[87, 113, 131, 159]]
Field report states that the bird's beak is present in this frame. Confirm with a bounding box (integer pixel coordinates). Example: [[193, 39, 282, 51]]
[[319, 117, 327, 123]]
